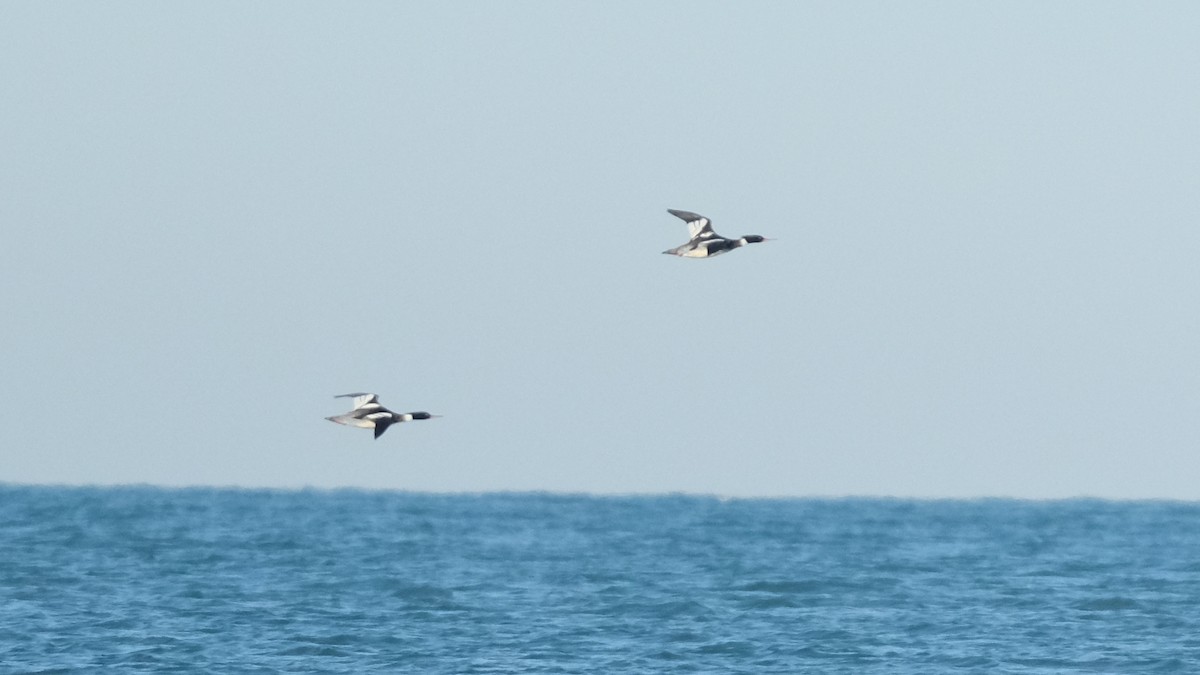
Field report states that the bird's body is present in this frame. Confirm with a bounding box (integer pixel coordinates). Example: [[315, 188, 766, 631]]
[[325, 393, 439, 439], [662, 209, 768, 258]]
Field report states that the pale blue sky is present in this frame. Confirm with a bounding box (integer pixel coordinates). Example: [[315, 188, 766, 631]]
[[3, 2, 1199, 498]]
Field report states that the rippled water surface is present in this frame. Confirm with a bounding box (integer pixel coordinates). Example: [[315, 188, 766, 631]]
[[3, 485, 1200, 673]]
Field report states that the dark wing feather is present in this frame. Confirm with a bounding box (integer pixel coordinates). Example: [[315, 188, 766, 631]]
[[373, 420, 393, 439]]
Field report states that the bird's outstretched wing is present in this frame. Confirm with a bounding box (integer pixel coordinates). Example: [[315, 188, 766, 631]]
[[668, 209, 716, 240], [334, 393, 380, 410], [373, 420, 393, 439], [325, 414, 375, 429]]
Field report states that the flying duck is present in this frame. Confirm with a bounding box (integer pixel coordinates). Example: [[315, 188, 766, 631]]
[[325, 393, 440, 439], [662, 209, 768, 258]]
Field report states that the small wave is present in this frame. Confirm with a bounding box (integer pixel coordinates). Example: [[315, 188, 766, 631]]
[[277, 644, 355, 658], [737, 580, 824, 594], [1075, 596, 1142, 611], [696, 640, 756, 656], [737, 595, 802, 610]]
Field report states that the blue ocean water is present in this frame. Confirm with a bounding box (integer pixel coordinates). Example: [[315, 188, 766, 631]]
[[2, 486, 1199, 673]]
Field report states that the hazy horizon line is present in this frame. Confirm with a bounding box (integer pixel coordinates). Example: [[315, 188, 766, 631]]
[[4, 481, 1197, 505]]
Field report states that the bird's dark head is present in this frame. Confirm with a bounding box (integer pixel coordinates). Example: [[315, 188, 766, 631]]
[[411, 412, 439, 420], [742, 235, 767, 244]]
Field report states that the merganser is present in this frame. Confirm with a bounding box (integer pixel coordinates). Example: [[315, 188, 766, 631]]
[[662, 209, 768, 258], [325, 393, 440, 439]]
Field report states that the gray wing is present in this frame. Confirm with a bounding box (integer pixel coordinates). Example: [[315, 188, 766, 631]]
[[667, 209, 716, 240], [326, 414, 376, 429], [334, 393, 380, 410]]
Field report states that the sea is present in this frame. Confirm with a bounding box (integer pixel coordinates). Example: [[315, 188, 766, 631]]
[[2, 485, 1199, 673]]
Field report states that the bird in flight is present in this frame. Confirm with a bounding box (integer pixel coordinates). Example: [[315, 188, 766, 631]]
[[661, 209, 769, 258], [325, 393, 440, 439]]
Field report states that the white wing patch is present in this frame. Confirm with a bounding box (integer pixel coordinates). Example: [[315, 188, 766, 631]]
[[350, 394, 380, 410], [335, 393, 380, 410], [667, 209, 716, 240], [687, 217, 713, 240]]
